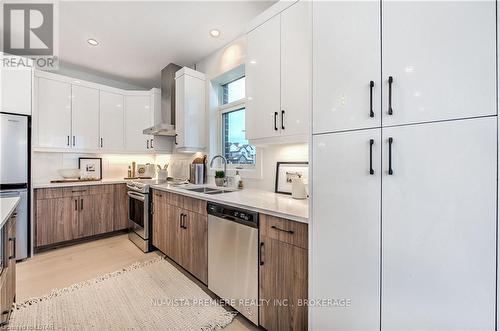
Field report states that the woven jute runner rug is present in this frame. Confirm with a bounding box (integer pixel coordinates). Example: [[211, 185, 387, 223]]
[[9, 257, 236, 330]]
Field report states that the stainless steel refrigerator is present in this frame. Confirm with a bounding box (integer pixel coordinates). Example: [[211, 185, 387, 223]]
[[0, 113, 29, 260]]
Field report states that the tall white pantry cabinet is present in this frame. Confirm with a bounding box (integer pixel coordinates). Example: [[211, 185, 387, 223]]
[[311, 1, 497, 331]]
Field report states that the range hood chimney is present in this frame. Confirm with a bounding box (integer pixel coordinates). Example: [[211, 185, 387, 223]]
[[143, 63, 182, 136]]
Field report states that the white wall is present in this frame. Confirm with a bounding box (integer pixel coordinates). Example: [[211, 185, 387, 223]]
[[195, 37, 309, 192]]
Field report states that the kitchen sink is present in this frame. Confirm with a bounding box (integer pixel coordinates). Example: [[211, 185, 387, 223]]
[[182, 187, 236, 195]]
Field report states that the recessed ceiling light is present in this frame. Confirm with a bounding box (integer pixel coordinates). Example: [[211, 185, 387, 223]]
[[209, 29, 220, 38], [87, 38, 99, 46]]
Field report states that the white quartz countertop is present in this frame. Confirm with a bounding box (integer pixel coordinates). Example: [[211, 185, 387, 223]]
[[151, 184, 309, 224], [0, 197, 20, 229], [33, 179, 127, 189]]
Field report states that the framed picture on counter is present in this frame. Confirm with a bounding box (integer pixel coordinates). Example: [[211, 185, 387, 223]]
[[79, 157, 102, 180], [275, 162, 308, 195]]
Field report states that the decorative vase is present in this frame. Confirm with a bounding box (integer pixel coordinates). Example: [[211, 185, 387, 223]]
[[215, 178, 224, 187]]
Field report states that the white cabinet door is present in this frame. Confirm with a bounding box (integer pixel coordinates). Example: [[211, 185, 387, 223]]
[[313, 1, 380, 134], [36, 77, 72, 148], [382, 117, 496, 330], [99, 91, 124, 151], [312, 129, 381, 330], [125, 95, 152, 152], [0, 57, 32, 115], [246, 14, 281, 140], [382, 1, 496, 126], [175, 70, 206, 152], [71, 85, 99, 150], [280, 1, 311, 137]]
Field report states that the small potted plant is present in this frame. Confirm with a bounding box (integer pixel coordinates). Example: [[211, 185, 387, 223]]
[[215, 170, 225, 187]]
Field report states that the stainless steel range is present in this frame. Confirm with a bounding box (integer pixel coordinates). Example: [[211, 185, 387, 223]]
[[126, 179, 165, 252]]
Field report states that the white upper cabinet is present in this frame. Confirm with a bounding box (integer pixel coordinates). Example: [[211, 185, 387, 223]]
[[313, 1, 380, 134], [36, 77, 72, 149], [246, 1, 311, 144], [382, 117, 496, 330], [175, 67, 206, 153], [246, 14, 281, 141], [125, 94, 152, 152], [382, 1, 496, 126], [99, 91, 124, 151], [280, 1, 311, 137], [0, 56, 32, 115], [71, 85, 99, 150]]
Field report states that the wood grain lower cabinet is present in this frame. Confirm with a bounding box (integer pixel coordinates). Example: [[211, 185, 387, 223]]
[[259, 215, 308, 331], [113, 184, 128, 231], [35, 184, 128, 249], [1, 214, 17, 326], [36, 197, 78, 246], [151, 190, 208, 284]]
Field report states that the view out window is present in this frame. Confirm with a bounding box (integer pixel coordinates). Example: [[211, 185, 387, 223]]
[[220, 76, 255, 165], [222, 108, 255, 165], [222, 76, 245, 104]]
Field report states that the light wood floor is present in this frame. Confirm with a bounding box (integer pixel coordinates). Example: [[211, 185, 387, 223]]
[[17, 234, 260, 331]]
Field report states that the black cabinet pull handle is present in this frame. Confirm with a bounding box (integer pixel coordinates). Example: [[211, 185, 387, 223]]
[[270, 225, 294, 234], [274, 112, 278, 131], [100, 138, 103, 148], [259, 242, 265, 266], [388, 76, 393, 115], [72, 136, 76, 146], [150, 139, 153, 148], [369, 81, 375, 118], [179, 213, 183, 228], [80, 198, 83, 210], [175, 134, 178, 145], [388, 137, 394, 175], [281, 110, 285, 130], [74, 199, 77, 211], [9, 237, 16, 260], [182, 214, 187, 229], [369, 139, 375, 175], [67, 135, 70, 146], [146, 140, 149, 149]]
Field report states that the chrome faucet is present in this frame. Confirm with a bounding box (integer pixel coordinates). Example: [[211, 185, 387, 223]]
[[210, 155, 227, 186]]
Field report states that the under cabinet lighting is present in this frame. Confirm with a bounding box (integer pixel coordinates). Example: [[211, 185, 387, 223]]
[[87, 38, 99, 46]]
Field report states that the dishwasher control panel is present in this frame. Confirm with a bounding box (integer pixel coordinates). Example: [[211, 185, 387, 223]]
[[207, 202, 259, 228]]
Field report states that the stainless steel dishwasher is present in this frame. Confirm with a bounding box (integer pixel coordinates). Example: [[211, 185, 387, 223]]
[[207, 202, 259, 325]]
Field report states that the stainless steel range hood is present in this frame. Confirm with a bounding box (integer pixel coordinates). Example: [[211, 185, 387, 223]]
[[143, 63, 182, 136]]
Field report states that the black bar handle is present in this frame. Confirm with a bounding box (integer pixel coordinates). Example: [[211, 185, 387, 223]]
[[369, 139, 375, 175], [73, 136, 76, 146], [388, 76, 393, 115], [179, 213, 183, 228], [80, 198, 83, 210], [9, 237, 16, 260], [259, 242, 265, 266], [74, 199, 77, 211], [281, 110, 285, 130], [388, 137, 394, 175], [274, 112, 278, 131], [369, 81, 375, 118], [271, 225, 294, 235], [146, 140, 149, 149], [175, 134, 178, 145], [67, 135, 70, 146], [183, 214, 187, 229], [150, 139, 153, 148], [100, 138, 103, 148]]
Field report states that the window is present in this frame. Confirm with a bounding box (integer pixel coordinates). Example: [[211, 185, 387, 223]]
[[218, 76, 256, 166], [222, 76, 245, 105], [222, 108, 255, 165]]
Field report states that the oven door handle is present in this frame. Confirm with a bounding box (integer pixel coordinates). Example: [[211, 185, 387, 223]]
[[127, 191, 146, 202]]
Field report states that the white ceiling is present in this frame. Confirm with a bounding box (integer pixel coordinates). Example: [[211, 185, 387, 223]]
[[58, 1, 274, 89]]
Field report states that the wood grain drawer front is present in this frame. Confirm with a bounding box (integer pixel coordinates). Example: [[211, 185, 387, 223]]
[[88, 185, 114, 195], [260, 214, 308, 249], [166, 192, 207, 215], [36, 187, 66, 199]]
